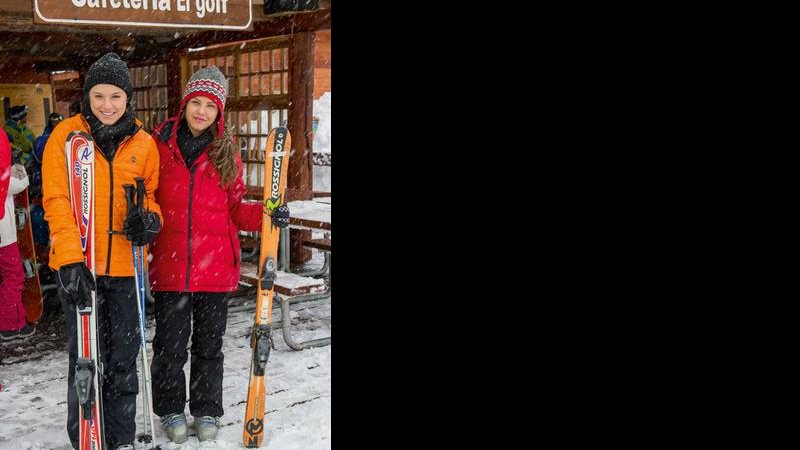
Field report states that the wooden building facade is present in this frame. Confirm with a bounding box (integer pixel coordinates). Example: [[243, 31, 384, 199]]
[[0, 0, 331, 265]]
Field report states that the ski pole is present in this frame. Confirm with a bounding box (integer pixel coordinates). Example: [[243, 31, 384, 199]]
[[124, 182, 156, 448]]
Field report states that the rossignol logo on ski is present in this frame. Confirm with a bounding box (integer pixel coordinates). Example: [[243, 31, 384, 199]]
[[66, 131, 95, 252], [264, 128, 286, 213], [82, 163, 90, 218]]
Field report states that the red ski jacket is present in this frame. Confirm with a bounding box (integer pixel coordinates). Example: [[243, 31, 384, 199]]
[[149, 117, 262, 292]]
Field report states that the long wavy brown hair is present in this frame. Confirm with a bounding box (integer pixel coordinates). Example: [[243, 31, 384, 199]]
[[207, 121, 239, 187]]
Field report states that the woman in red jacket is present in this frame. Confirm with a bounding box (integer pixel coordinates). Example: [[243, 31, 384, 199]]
[[149, 66, 290, 443]]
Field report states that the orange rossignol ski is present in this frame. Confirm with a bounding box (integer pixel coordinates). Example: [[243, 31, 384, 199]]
[[66, 130, 106, 450], [243, 126, 290, 448]]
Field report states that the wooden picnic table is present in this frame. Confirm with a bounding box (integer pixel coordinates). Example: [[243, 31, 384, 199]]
[[286, 200, 331, 231]]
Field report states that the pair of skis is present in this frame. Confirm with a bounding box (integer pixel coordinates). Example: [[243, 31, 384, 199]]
[[66, 131, 104, 450], [243, 127, 291, 448], [66, 132, 155, 449]]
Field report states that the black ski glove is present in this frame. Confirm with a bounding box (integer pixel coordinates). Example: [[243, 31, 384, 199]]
[[123, 210, 162, 246], [270, 204, 290, 229], [57, 262, 96, 307]]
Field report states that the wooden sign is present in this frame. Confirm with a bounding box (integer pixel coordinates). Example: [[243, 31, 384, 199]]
[[33, 0, 252, 30]]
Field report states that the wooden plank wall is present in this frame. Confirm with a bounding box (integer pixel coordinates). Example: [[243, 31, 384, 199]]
[[0, 66, 50, 84], [314, 29, 331, 99]]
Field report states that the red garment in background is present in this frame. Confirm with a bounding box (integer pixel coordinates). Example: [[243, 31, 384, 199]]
[[0, 243, 26, 332], [0, 132, 11, 220]]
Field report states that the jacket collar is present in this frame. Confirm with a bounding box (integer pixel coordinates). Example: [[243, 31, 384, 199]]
[[156, 116, 210, 169]]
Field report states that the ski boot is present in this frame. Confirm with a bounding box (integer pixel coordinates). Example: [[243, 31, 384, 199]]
[[161, 412, 188, 443], [194, 416, 220, 441]]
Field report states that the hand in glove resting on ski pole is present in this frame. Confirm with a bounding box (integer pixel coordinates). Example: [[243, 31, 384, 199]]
[[57, 262, 96, 306], [123, 208, 162, 247]]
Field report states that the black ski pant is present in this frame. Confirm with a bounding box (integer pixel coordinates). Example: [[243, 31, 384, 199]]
[[61, 276, 140, 450], [150, 291, 229, 419]]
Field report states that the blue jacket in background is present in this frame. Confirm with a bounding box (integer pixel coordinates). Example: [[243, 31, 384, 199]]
[[34, 125, 54, 162]]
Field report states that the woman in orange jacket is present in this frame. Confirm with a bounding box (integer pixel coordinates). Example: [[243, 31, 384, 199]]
[[42, 52, 163, 450]]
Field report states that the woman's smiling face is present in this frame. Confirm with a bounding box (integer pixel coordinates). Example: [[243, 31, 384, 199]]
[[185, 96, 219, 137], [88, 84, 127, 125]]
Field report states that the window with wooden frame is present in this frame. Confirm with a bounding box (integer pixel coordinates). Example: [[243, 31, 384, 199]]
[[186, 38, 290, 201], [129, 64, 169, 132]]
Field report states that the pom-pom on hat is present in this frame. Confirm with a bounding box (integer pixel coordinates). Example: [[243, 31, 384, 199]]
[[180, 66, 229, 136]]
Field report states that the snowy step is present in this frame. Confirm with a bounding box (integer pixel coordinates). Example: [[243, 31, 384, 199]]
[[240, 261, 326, 296]]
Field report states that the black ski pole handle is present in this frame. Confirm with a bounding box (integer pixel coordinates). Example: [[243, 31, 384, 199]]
[[123, 184, 136, 214], [134, 177, 146, 212]]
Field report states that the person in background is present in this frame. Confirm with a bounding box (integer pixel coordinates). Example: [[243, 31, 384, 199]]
[[148, 66, 290, 443], [42, 52, 163, 450], [69, 100, 81, 118], [28, 112, 64, 281], [0, 131, 35, 341], [34, 112, 64, 168], [30, 113, 64, 248], [4, 105, 36, 169]]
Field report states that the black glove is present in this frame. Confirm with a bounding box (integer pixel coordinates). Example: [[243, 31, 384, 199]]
[[57, 262, 96, 307], [270, 204, 290, 229], [123, 210, 162, 246]]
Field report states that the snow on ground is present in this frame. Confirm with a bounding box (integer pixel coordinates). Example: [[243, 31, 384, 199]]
[[0, 249, 331, 450], [312, 93, 331, 155]]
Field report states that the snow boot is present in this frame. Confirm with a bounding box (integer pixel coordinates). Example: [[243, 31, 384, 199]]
[[17, 323, 35, 338], [0, 324, 35, 341]]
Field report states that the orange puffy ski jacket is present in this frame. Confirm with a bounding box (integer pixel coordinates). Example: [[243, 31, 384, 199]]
[[42, 114, 162, 276]]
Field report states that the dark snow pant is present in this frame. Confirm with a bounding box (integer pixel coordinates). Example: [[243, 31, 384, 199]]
[[61, 276, 140, 450], [151, 291, 229, 419]]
